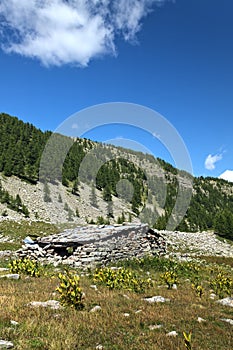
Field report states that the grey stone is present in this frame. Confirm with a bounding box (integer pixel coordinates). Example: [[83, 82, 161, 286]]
[[149, 324, 162, 330], [0, 340, 14, 349], [15, 224, 167, 268], [90, 305, 101, 312], [28, 300, 62, 309], [0, 274, 20, 280], [143, 296, 170, 303], [217, 297, 233, 307], [166, 331, 178, 337], [220, 318, 233, 325]]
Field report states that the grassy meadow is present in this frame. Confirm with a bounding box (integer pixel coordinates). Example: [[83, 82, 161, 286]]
[[0, 253, 232, 349]]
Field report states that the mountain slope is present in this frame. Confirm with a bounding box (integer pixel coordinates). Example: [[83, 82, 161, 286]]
[[0, 112, 233, 239]]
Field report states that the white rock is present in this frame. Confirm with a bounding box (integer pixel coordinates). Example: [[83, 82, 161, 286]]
[[149, 324, 162, 330], [123, 313, 130, 317], [28, 300, 62, 309], [220, 318, 233, 325], [135, 310, 142, 314], [172, 284, 177, 290], [0, 274, 20, 280], [90, 305, 101, 313], [0, 340, 14, 348], [217, 297, 233, 307], [90, 284, 98, 290], [143, 296, 170, 303], [197, 317, 206, 323], [209, 293, 216, 300], [123, 294, 130, 300], [166, 331, 178, 337], [23, 236, 35, 244]]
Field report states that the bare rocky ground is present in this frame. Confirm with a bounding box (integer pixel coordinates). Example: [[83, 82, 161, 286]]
[[0, 174, 232, 260], [162, 230, 233, 259], [0, 174, 136, 224]]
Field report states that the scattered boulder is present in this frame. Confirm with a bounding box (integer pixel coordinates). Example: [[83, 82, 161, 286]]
[[135, 309, 142, 314], [166, 331, 178, 337], [149, 324, 163, 330], [220, 318, 233, 325], [217, 297, 233, 308], [90, 285, 98, 291], [28, 300, 62, 310], [90, 305, 101, 313], [143, 296, 170, 303], [209, 293, 216, 300], [0, 274, 20, 280], [0, 340, 14, 349]]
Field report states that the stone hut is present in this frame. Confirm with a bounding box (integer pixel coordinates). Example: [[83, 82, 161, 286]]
[[16, 224, 167, 268]]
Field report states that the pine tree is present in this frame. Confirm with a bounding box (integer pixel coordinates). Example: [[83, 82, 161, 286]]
[[103, 185, 112, 202], [90, 183, 98, 208], [43, 182, 52, 202], [107, 201, 114, 218]]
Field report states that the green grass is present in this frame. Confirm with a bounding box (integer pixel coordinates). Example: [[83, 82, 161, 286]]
[[0, 256, 232, 349], [0, 220, 61, 251]]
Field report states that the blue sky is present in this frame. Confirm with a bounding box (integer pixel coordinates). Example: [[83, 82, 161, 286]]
[[0, 0, 233, 180]]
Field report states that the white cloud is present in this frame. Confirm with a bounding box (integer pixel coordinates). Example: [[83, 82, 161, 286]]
[[0, 0, 167, 67], [205, 153, 222, 170], [219, 170, 233, 183]]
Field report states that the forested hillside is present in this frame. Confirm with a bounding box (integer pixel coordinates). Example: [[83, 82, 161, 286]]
[[1, 113, 233, 239]]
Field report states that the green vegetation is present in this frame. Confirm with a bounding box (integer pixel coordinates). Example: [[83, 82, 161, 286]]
[[0, 113, 50, 182], [56, 270, 84, 310], [0, 255, 233, 349], [1, 113, 233, 238], [0, 220, 59, 251], [9, 258, 42, 277], [160, 271, 178, 289], [93, 267, 152, 293], [210, 271, 233, 298], [177, 177, 233, 240], [183, 332, 192, 350], [0, 180, 29, 217]]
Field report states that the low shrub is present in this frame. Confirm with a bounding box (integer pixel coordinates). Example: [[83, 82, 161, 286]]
[[93, 267, 152, 293], [160, 271, 178, 289], [9, 257, 42, 277], [56, 270, 84, 310], [210, 272, 232, 298]]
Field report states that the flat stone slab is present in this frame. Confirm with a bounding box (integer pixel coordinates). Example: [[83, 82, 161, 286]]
[[220, 318, 233, 325], [28, 300, 62, 310], [217, 297, 233, 307], [143, 296, 170, 303], [0, 274, 20, 280], [0, 340, 14, 349], [37, 224, 148, 245]]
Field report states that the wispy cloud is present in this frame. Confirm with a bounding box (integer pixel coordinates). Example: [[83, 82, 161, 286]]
[[0, 0, 167, 67], [204, 153, 223, 170]]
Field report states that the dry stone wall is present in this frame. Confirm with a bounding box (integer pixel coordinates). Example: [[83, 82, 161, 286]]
[[16, 224, 166, 268]]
